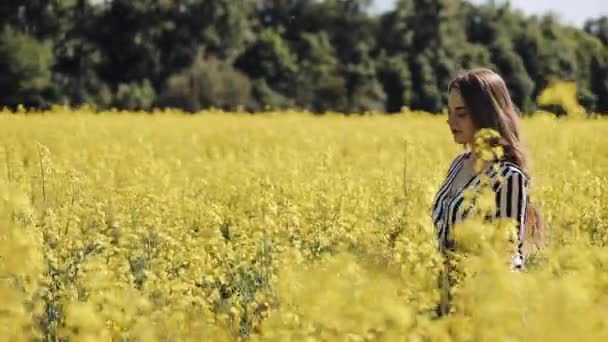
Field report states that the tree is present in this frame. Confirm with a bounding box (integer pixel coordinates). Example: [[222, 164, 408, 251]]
[[585, 16, 608, 46], [406, 0, 473, 112], [342, 42, 387, 113], [292, 32, 348, 112], [0, 27, 54, 107], [566, 28, 605, 111], [590, 52, 608, 113], [51, 0, 111, 107], [376, 53, 413, 113], [160, 54, 254, 112], [465, 3, 535, 112], [489, 39, 535, 112], [235, 28, 299, 107], [93, 0, 172, 90], [186, 0, 257, 61]]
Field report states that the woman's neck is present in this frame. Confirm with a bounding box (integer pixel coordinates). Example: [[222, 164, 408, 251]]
[[467, 145, 477, 162]]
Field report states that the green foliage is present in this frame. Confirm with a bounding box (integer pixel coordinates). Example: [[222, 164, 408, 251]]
[[159, 55, 254, 112], [342, 42, 387, 113], [0, 27, 54, 107], [235, 28, 299, 99], [590, 52, 608, 113], [410, 53, 443, 112], [293, 32, 349, 113], [251, 79, 293, 111], [194, 0, 257, 61], [114, 80, 156, 111], [377, 54, 413, 112], [489, 39, 535, 112], [585, 16, 608, 46]]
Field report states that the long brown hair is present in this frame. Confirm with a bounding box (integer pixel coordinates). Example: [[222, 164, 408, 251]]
[[448, 68, 544, 251]]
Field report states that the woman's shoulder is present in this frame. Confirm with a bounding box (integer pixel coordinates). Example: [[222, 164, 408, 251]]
[[451, 150, 472, 165], [495, 159, 528, 182], [446, 151, 471, 173]]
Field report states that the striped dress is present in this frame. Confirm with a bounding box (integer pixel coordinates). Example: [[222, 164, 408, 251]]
[[431, 151, 529, 270]]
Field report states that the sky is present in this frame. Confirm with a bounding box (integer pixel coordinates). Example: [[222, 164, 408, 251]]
[[371, 0, 608, 28]]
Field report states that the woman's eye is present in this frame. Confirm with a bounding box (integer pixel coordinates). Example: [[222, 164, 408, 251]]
[[457, 113, 466, 118]]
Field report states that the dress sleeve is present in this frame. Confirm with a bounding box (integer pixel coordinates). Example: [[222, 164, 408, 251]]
[[495, 168, 528, 270]]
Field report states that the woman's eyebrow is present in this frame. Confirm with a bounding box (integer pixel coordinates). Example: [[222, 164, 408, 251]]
[[455, 106, 466, 110]]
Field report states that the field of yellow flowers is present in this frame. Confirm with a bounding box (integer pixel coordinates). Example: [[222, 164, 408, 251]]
[[1, 107, 607, 341]]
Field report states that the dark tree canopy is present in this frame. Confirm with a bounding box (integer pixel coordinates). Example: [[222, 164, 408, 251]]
[[1, 0, 607, 114]]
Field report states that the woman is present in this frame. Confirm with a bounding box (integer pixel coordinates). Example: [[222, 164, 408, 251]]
[[431, 68, 544, 316]]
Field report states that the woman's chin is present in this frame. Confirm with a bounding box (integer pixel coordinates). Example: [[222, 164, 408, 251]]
[[452, 135, 466, 144]]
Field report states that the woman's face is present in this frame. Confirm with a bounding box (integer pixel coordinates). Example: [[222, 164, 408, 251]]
[[447, 88, 477, 145]]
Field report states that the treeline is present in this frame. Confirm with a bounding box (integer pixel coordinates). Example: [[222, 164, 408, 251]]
[[1, 0, 607, 114]]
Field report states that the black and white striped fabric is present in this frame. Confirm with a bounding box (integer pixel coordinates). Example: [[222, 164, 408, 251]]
[[431, 151, 529, 270]]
